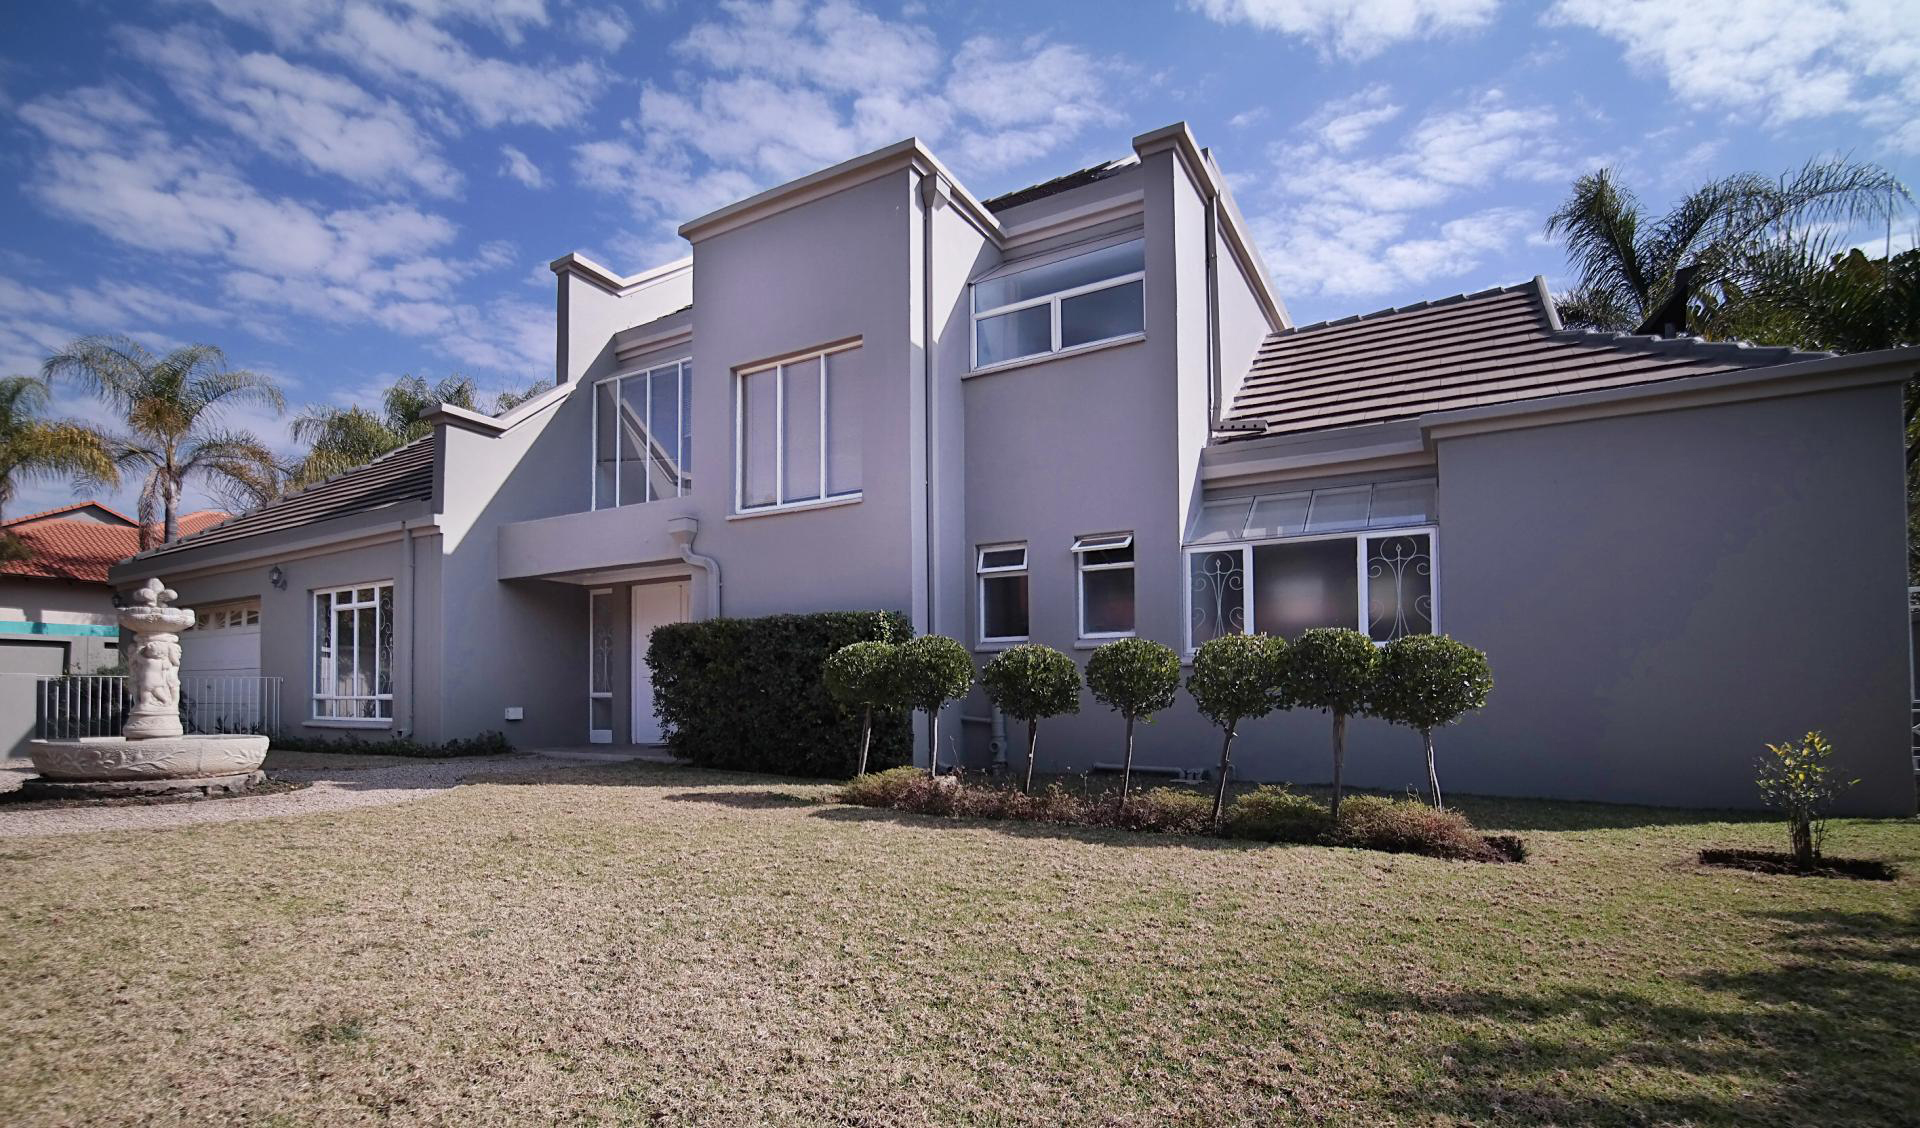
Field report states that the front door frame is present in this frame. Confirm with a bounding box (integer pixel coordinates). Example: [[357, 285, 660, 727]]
[[630, 579, 690, 744]]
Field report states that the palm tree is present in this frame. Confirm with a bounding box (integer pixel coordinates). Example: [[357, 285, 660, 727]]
[[288, 374, 544, 488], [0, 377, 119, 562], [43, 336, 284, 549], [1545, 158, 1909, 336]]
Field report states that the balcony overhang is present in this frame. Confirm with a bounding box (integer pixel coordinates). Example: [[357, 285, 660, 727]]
[[497, 505, 688, 583]]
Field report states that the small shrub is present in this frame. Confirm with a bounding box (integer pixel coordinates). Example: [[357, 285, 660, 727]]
[[838, 765, 925, 808], [1084, 637, 1182, 806], [1370, 634, 1493, 809], [823, 641, 900, 776], [1187, 633, 1287, 828], [1108, 787, 1215, 834], [1287, 628, 1381, 820], [1226, 785, 1332, 843], [979, 644, 1082, 794], [892, 635, 975, 776], [649, 611, 912, 778], [1334, 795, 1501, 862], [1756, 730, 1856, 867], [270, 731, 511, 758]]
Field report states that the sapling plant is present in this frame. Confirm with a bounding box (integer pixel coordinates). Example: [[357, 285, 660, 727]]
[[1186, 632, 1288, 829], [1756, 730, 1856, 868], [978, 643, 1082, 794], [890, 634, 974, 777], [822, 640, 899, 777], [1370, 634, 1493, 810], [1084, 637, 1181, 808]]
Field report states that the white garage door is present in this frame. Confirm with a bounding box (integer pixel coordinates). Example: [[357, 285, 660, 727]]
[[180, 601, 265, 733], [181, 601, 261, 677]]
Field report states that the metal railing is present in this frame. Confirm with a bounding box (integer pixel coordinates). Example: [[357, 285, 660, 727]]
[[34, 675, 283, 740]]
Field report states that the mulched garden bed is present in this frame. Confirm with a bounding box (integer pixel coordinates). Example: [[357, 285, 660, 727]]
[[1698, 847, 1899, 881], [0, 776, 311, 812]]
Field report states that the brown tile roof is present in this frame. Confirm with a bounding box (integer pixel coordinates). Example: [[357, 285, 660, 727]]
[[3, 501, 135, 527], [130, 437, 436, 563], [0, 509, 230, 583], [983, 158, 1135, 213], [1223, 278, 1832, 438]]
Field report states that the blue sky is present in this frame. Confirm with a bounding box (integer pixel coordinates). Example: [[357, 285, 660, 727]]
[[3, 0, 1916, 515]]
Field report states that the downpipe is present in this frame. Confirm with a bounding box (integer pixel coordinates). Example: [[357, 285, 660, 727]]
[[666, 517, 722, 617]]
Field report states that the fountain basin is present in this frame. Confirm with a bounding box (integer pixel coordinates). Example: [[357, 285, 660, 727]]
[[25, 734, 269, 797]]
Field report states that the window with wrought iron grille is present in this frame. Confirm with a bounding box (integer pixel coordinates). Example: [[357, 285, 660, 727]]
[[313, 583, 394, 720]]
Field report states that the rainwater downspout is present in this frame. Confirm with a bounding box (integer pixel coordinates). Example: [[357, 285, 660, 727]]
[[1205, 191, 1223, 427], [403, 517, 417, 737], [919, 170, 947, 636], [666, 516, 722, 618]]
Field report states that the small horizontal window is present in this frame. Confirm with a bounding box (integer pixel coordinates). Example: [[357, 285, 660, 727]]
[[978, 546, 1027, 572], [1071, 533, 1133, 553], [1188, 479, 1436, 543], [971, 238, 1145, 369]]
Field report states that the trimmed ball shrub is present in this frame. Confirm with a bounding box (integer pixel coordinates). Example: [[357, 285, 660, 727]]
[[1187, 633, 1287, 829], [1286, 627, 1381, 821], [979, 643, 1082, 794], [823, 640, 900, 776], [838, 765, 926, 807], [1225, 785, 1332, 843], [648, 611, 912, 777], [1110, 787, 1215, 835], [1084, 637, 1182, 807], [892, 634, 975, 775], [1370, 634, 1492, 810]]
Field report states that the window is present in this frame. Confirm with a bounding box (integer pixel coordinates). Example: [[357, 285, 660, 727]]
[[588, 588, 613, 744], [1073, 533, 1135, 638], [736, 343, 861, 512], [977, 543, 1029, 643], [594, 359, 692, 509], [972, 238, 1145, 368], [1184, 479, 1437, 650], [313, 583, 394, 720]]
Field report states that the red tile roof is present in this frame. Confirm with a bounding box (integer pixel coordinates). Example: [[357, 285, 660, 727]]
[[3, 502, 135, 527], [1224, 278, 1833, 438], [1, 509, 232, 583]]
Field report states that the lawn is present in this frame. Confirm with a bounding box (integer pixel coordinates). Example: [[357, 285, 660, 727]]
[[0, 762, 1914, 1127]]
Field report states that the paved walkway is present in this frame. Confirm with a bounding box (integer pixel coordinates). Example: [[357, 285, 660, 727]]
[[0, 754, 577, 839]]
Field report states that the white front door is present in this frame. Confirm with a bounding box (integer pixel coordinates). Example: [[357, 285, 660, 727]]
[[630, 581, 689, 744]]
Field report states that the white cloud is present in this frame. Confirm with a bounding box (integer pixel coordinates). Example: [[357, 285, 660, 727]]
[[1228, 107, 1269, 129], [577, 0, 1121, 251], [1548, 0, 1920, 152], [1252, 87, 1562, 300], [192, 0, 606, 128], [571, 4, 633, 49], [118, 25, 462, 197], [1190, 0, 1499, 60], [499, 144, 546, 188]]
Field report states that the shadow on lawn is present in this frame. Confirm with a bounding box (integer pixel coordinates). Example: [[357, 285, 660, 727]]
[[1348, 907, 1920, 1125], [810, 803, 1279, 852], [661, 790, 823, 809]]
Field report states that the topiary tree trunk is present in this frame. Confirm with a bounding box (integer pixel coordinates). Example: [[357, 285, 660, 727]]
[[1120, 713, 1137, 809], [1331, 712, 1348, 821], [1210, 721, 1239, 829], [857, 705, 873, 777], [927, 710, 940, 777], [1022, 718, 1039, 795], [1421, 725, 1442, 811]]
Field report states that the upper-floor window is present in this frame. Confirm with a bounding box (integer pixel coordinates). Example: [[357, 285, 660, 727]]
[[971, 238, 1145, 369], [594, 359, 691, 509], [736, 342, 862, 513]]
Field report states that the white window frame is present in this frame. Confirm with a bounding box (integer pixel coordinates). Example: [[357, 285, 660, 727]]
[[733, 341, 862, 514], [976, 542, 1030, 646], [1182, 525, 1439, 653], [970, 238, 1146, 370], [312, 581, 394, 723], [591, 357, 693, 510], [1072, 533, 1135, 640], [587, 587, 613, 744]]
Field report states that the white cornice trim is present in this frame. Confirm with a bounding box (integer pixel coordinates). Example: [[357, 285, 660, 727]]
[[550, 252, 692, 297], [109, 509, 438, 586], [678, 138, 1003, 244], [999, 190, 1145, 249], [422, 380, 570, 435], [613, 324, 694, 363]]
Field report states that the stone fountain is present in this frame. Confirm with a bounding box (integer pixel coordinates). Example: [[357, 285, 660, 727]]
[[25, 578, 269, 798]]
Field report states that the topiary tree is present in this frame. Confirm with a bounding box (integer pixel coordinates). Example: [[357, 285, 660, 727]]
[[891, 634, 974, 776], [823, 640, 900, 777], [1187, 632, 1288, 830], [1370, 634, 1493, 810], [1286, 628, 1381, 821], [1084, 637, 1181, 807], [979, 643, 1082, 794]]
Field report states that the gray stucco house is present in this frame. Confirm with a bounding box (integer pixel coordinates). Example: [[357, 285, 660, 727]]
[[111, 123, 1918, 814]]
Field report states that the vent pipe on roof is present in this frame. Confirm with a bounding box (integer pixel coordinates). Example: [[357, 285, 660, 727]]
[[1636, 263, 1700, 338]]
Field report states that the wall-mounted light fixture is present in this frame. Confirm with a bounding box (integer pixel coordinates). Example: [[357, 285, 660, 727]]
[[268, 565, 287, 590]]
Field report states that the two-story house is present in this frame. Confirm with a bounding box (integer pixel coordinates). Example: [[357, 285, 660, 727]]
[[111, 123, 1918, 814]]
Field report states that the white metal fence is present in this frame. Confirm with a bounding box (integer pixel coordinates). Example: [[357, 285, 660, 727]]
[[34, 675, 283, 740]]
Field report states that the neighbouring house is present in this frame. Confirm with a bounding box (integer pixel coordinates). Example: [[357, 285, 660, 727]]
[[2, 503, 228, 754], [109, 124, 1917, 813]]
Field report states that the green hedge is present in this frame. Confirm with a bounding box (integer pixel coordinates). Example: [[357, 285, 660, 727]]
[[647, 610, 915, 777]]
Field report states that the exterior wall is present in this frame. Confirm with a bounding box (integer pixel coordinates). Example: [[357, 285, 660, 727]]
[[0, 577, 119, 673], [1433, 383, 1913, 814]]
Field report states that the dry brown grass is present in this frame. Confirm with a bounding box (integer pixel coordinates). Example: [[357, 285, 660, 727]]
[[0, 761, 1914, 1126]]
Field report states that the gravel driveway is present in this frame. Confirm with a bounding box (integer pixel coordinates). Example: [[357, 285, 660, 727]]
[[0, 754, 565, 838]]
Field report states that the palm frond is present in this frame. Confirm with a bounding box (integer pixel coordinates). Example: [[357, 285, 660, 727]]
[[40, 335, 155, 405], [1544, 169, 1651, 320]]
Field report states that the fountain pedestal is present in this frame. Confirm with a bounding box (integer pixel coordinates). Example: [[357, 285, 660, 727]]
[[26, 578, 268, 798]]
